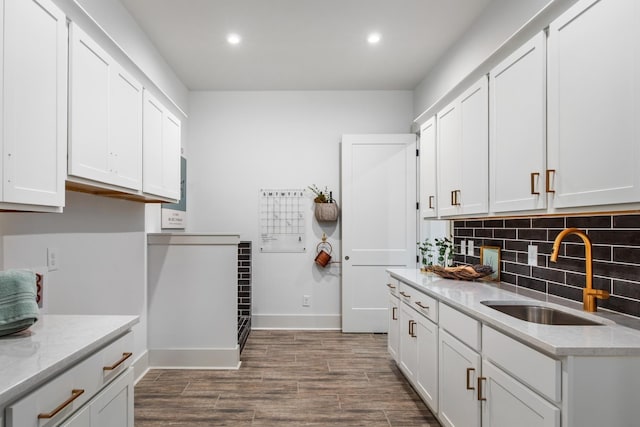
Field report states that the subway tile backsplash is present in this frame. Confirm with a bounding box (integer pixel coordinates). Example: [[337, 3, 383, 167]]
[[453, 214, 640, 318]]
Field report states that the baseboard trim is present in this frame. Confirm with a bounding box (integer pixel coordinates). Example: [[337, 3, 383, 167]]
[[252, 314, 341, 330], [148, 347, 240, 369]]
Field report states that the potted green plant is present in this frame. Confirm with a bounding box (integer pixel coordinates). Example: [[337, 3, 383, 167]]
[[308, 185, 339, 221], [417, 239, 434, 270], [434, 236, 454, 267]]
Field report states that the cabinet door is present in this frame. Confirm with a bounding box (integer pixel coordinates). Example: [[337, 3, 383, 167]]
[[163, 112, 181, 201], [458, 76, 488, 216], [109, 64, 142, 190], [548, 0, 640, 208], [439, 329, 481, 427], [60, 405, 90, 427], [399, 302, 418, 381], [69, 23, 112, 184], [2, 0, 66, 207], [490, 32, 546, 213], [481, 360, 560, 427], [415, 313, 438, 413], [420, 117, 438, 218], [388, 293, 400, 362], [90, 368, 134, 427], [437, 100, 461, 217], [143, 90, 181, 201]]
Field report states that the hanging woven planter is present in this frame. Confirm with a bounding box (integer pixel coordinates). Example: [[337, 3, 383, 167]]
[[314, 202, 339, 222]]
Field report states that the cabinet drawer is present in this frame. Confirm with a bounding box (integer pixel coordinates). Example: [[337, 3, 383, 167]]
[[439, 303, 480, 351], [386, 276, 399, 297], [398, 282, 438, 323], [483, 326, 560, 402], [6, 331, 134, 426]]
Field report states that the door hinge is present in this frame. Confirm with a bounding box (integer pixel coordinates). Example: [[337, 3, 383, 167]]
[[416, 255, 420, 263], [416, 149, 420, 157], [416, 202, 420, 210]]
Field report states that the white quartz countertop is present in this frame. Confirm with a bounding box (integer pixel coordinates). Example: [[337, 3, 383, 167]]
[[388, 268, 640, 357], [0, 314, 139, 407]]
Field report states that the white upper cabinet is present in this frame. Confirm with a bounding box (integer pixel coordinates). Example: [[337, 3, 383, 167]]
[[547, 0, 640, 209], [490, 32, 546, 214], [69, 23, 143, 192], [142, 90, 181, 201], [420, 117, 438, 218], [1, 0, 67, 211], [437, 76, 489, 217]]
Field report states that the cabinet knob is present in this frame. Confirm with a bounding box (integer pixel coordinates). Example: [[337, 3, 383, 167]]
[[344, 256, 350, 261]]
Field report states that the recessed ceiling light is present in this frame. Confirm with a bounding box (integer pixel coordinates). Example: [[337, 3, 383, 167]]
[[367, 32, 381, 44], [227, 33, 241, 45]]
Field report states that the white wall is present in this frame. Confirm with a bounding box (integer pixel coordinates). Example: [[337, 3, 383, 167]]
[[187, 91, 413, 328], [0, 192, 148, 361], [413, 0, 560, 118]]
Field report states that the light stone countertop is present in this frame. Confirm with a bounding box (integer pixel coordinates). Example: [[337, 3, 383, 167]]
[[388, 268, 640, 357], [0, 314, 139, 408]]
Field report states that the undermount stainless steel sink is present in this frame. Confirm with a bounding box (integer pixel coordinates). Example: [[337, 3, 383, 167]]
[[481, 301, 605, 326]]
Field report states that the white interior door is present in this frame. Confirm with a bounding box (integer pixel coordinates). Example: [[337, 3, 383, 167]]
[[341, 134, 417, 332]]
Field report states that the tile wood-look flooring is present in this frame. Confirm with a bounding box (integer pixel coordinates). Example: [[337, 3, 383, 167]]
[[135, 330, 441, 426]]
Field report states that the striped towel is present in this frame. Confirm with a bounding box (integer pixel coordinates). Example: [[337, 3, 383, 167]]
[[0, 269, 39, 336]]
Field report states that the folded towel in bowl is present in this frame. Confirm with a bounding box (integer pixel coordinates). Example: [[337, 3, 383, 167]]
[[0, 269, 39, 334]]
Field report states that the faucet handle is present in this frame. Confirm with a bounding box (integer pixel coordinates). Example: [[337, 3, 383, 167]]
[[585, 289, 610, 299]]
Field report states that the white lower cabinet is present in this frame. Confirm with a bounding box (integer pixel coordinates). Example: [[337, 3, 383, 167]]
[[5, 332, 134, 427], [387, 292, 400, 362], [395, 285, 438, 413], [60, 368, 133, 427], [438, 329, 481, 427], [415, 313, 438, 412], [481, 360, 559, 427]]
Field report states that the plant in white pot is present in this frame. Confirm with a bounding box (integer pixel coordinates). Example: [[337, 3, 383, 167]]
[[308, 184, 339, 221]]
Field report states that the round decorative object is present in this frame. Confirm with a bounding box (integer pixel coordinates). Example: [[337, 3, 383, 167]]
[[426, 265, 493, 281], [314, 203, 339, 222]]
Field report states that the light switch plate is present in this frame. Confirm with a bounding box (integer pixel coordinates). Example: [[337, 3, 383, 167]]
[[467, 240, 474, 256], [528, 245, 538, 266]]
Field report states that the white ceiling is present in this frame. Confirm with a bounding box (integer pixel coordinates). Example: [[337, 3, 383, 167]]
[[119, 0, 493, 91]]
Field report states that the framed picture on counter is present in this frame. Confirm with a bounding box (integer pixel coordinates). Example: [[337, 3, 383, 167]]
[[480, 246, 500, 282]]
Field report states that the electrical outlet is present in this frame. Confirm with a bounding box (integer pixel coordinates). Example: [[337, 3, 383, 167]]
[[303, 295, 311, 307], [467, 240, 474, 256], [528, 245, 538, 266], [460, 240, 466, 254], [47, 247, 59, 271]]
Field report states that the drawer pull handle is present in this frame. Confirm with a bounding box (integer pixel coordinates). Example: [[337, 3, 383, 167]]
[[408, 320, 417, 337], [399, 291, 410, 298], [103, 352, 133, 371], [478, 376, 487, 401], [546, 169, 556, 193], [37, 389, 84, 419], [530, 172, 540, 195], [392, 306, 397, 320], [415, 301, 429, 310], [386, 283, 396, 289], [466, 368, 475, 390]]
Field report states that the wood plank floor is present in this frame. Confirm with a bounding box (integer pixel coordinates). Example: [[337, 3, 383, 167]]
[[135, 330, 441, 426]]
